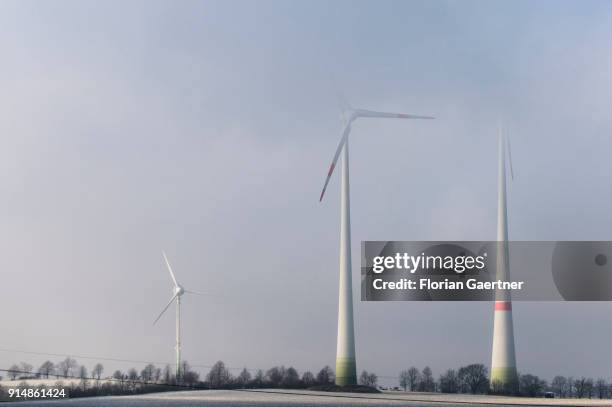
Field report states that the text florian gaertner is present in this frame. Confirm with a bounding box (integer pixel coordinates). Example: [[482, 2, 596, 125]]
[[370, 252, 525, 292]]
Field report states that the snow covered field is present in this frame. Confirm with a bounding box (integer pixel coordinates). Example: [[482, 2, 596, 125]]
[[4, 389, 612, 406]]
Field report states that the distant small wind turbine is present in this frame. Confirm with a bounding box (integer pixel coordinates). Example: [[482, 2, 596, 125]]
[[319, 93, 434, 386], [153, 251, 200, 380]]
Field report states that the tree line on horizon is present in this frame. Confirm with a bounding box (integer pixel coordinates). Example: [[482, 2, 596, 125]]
[[398, 364, 612, 399], [0, 357, 200, 399], [1, 358, 611, 400], [0, 358, 342, 399]]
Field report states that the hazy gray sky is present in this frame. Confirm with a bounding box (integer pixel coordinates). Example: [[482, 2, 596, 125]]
[[1, 0, 612, 385]]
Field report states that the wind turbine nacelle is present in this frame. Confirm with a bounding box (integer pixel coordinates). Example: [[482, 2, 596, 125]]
[[174, 286, 185, 296]]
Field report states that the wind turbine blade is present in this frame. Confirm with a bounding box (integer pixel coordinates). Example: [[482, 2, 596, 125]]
[[507, 135, 515, 180], [184, 289, 214, 296], [184, 289, 202, 295], [355, 108, 434, 120], [153, 293, 179, 325], [162, 251, 179, 287], [319, 124, 352, 202]]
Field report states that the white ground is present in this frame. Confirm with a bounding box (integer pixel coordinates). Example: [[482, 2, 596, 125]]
[[3, 389, 612, 407]]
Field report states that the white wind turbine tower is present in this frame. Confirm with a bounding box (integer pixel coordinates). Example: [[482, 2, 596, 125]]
[[490, 128, 518, 392], [319, 97, 433, 386], [153, 251, 200, 380]]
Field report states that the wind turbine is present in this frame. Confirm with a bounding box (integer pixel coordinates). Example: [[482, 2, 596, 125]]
[[490, 128, 518, 392], [153, 251, 200, 380], [319, 98, 433, 386]]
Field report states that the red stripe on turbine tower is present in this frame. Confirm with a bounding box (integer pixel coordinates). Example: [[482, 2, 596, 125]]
[[495, 301, 512, 311]]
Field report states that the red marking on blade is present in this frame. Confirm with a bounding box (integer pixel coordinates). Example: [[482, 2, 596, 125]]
[[319, 189, 325, 201], [328, 163, 335, 176], [495, 301, 512, 311]]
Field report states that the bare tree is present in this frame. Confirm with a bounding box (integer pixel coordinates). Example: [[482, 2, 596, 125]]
[[180, 361, 192, 382], [38, 361, 55, 379], [596, 379, 607, 399], [359, 370, 378, 388], [162, 364, 173, 384], [79, 366, 89, 390], [127, 368, 138, 381], [316, 366, 334, 385], [57, 358, 78, 378], [302, 371, 315, 387], [458, 364, 489, 394], [369, 372, 378, 388], [575, 377, 588, 398], [419, 366, 435, 392], [399, 370, 410, 391], [79, 365, 88, 379], [8, 365, 19, 380], [177, 361, 199, 386], [237, 368, 251, 388], [112, 370, 124, 384], [567, 376, 575, 397], [183, 369, 200, 386], [359, 370, 369, 386], [154, 368, 162, 382], [254, 369, 264, 387], [359, 370, 370, 387], [265, 366, 285, 387], [519, 374, 545, 397], [585, 378, 594, 399], [19, 363, 33, 377], [141, 364, 156, 382], [551, 376, 567, 397], [282, 367, 300, 388], [92, 363, 104, 380], [206, 361, 231, 388], [439, 369, 459, 393], [407, 367, 420, 391]]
